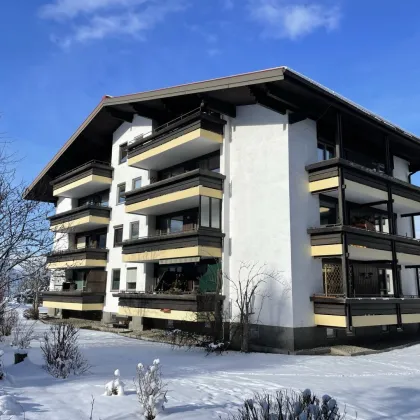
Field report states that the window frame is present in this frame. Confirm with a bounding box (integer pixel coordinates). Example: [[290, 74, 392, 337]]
[[132, 177, 142, 190], [119, 143, 128, 164], [111, 269, 121, 291], [113, 225, 123, 247], [130, 221, 140, 240], [200, 196, 222, 229], [117, 183, 126, 205], [317, 141, 335, 161], [126, 267, 137, 290]]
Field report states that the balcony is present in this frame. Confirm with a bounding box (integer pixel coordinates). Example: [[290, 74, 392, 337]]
[[306, 158, 420, 215], [114, 292, 224, 322], [49, 205, 111, 233], [127, 110, 225, 171], [125, 169, 224, 215], [43, 290, 105, 311], [309, 225, 420, 265], [122, 228, 223, 263], [46, 248, 108, 269], [312, 295, 420, 328], [51, 160, 113, 199]]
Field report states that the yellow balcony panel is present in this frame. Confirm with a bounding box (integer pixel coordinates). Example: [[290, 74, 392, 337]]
[[46, 249, 108, 269], [123, 246, 222, 263], [49, 205, 111, 233], [51, 161, 113, 199], [128, 114, 225, 171]]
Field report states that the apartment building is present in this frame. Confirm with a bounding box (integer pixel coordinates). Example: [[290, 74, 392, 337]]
[[25, 67, 420, 351]]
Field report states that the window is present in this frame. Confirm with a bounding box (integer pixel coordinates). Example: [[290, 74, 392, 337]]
[[201, 197, 210, 227], [211, 198, 221, 229], [78, 191, 109, 207], [200, 197, 221, 229], [111, 269, 121, 291], [117, 183, 126, 204], [317, 141, 335, 161], [130, 221, 139, 239], [119, 143, 128, 164], [132, 177, 142, 190], [319, 198, 337, 226], [114, 226, 123, 247], [126, 268, 137, 290], [326, 328, 337, 338]]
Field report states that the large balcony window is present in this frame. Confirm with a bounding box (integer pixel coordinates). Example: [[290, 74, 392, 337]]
[[74, 230, 107, 250], [317, 141, 335, 162], [156, 151, 220, 183], [78, 190, 109, 207]]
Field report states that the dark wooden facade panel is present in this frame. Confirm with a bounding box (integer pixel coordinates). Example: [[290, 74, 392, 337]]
[[313, 302, 346, 316], [52, 164, 113, 189], [125, 170, 224, 205], [128, 115, 225, 158], [400, 301, 420, 314], [350, 302, 397, 316], [310, 233, 342, 246], [117, 293, 223, 313], [49, 206, 111, 225], [42, 292, 105, 304], [347, 233, 392, 251], [47, 249, 108, 263], [308, 167, 339, 182], [122, 230, 223, 254], [396, 242, 420, 256]]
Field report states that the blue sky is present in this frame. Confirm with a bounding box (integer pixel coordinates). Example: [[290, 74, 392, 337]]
[[1, 0, 420, 185]]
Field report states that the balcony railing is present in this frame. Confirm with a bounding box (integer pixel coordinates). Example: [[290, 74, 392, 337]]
[[127, 110, 225, 170]]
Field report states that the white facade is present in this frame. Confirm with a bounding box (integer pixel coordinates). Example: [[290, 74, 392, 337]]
[[103, 115, 152, 314], [47, 102, 420, 340]]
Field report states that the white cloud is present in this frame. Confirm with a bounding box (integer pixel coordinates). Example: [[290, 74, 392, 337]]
[[39, 0, 147, 20], [40, 0, 187, 46], [248, 0, 341, 40]]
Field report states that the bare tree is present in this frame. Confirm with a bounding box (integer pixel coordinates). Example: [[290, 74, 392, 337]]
[[0, 144, 54, 318], [226, 262, 288, 353], [18, 257, 50, 319]]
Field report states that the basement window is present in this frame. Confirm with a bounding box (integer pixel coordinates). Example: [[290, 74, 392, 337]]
[[326, 328, 337, 338]]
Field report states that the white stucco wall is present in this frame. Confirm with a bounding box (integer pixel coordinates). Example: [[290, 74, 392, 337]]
[[288, 118, 323, 328], [103, 115, 152, 314], [228, 104, 294, 328]]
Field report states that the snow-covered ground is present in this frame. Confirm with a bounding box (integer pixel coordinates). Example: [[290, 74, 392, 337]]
[[1, 308, 420, 419]]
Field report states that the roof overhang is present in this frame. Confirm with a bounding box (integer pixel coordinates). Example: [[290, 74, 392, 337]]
[[25, 66, 420, 202]]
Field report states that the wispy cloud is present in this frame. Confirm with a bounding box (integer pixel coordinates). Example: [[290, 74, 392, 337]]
[[39, 0, 187, 47], [248, 0, 341, 40]]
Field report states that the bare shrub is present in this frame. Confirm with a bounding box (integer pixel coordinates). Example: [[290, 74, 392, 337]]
[[23, 308, 38, 320], [225, 389, 345, 420], [0, 308, 18, 337], [105, 369, 125, 396], [11, 318, 35, 350], [41, 323, 90, 378], [134, 359, 167, 420]]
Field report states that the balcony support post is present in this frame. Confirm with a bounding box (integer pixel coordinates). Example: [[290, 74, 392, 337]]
[[341, 232, 350, 298], [335, 110, 344, 159], [384, 134, 393, 176]]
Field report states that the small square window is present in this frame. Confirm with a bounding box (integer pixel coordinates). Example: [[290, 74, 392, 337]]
[[132, 177, 142, 190], [111, 269, 121, 291], [167, 320, 174, 329], [117, 183, 126, 204], [326, 328, 337, 338], [381, 325, 390, 333], [130, 221, 139, 239], [119, 143, 128, 164], [114, 226, 123, 247]]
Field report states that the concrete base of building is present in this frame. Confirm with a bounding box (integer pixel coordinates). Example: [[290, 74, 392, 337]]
[[47, 308, 56, 317], [129, 316, 144, 331], [101, 311, 113, 324], [245, 323, 420, 352]]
